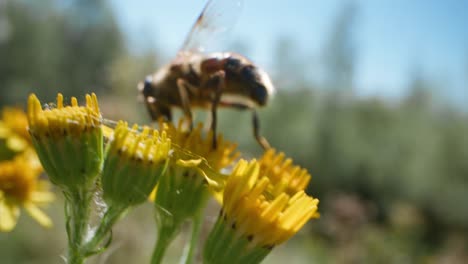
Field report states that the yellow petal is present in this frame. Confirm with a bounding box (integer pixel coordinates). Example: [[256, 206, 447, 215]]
[[30, 191, 55, 204], [6, 136, 28, 152], [0, 200, 20, 232], [176, 158, 203, 167], [0, 122, 9, 137], [23, 203, 52, 228], [102, 125, 114, 139]]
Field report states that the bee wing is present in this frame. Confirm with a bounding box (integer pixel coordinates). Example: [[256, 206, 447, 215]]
[[178, 0, 243, 56]]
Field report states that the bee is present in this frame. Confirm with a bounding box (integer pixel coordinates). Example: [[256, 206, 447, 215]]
[[138, 0, 274, 149]]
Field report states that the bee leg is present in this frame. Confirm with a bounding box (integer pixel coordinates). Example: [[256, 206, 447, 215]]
[[217, 101, 271, 150], [252, 110, 271, 150], [177, 78, 194, 130], [208, 70, 226, 149], [144, 95, 173, 123]]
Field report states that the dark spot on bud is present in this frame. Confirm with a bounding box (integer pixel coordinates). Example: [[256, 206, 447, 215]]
[[264, 244, 275, 250], [247, 235, 254, 242], [231, 221, 236, 230]]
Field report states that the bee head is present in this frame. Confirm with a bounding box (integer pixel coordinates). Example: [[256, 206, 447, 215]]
[[245, 67, 275, 106], [138, 75, 172, 122]]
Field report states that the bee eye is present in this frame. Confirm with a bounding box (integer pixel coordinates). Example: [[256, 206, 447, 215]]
[[141, 76, 153, 96], [225, 57, 241, 72], [240, 66, 256, 83], [252, 84, 268, 106]]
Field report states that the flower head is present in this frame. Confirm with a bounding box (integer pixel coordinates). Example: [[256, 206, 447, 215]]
[[101, 121, 171, 207], [204, 159, 319, 264], [0, 154, 54, 232], [27, 93, 103, 190]]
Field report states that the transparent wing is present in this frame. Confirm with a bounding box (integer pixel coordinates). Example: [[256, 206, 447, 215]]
[[178, 0, 243, 55]]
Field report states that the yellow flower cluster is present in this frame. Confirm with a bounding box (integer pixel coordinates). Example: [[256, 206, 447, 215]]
[[20, 92, 319, 264], [204, 153, 319, 263]]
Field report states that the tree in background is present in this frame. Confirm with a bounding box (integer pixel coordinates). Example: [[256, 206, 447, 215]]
[[322, 2, 358, 91], [0, 0, 123, 106]]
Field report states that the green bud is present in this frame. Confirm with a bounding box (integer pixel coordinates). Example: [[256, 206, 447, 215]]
[[101, 121, 170, 208], [27, 93, 103, 191]]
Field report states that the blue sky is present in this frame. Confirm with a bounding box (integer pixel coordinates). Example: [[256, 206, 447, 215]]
[[111, 0, 468, 102]]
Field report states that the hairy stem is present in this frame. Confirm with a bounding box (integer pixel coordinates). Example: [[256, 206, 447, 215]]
[[65, 187, 93, 264]]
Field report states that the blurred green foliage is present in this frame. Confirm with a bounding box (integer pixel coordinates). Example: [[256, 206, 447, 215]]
[[1, 0, 467, 263]]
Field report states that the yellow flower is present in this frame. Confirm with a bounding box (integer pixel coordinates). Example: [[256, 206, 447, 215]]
[[204, 159, 319, 264], [150, 120, 239, 263], [0, 107, 31, 156], [0, 154, 54, 232], [27, 93, 104, 190], [224, 159, 318, 246]]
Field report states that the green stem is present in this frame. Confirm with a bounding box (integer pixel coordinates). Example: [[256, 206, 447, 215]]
[[65, 187, 93, 264], [180, 213, 204, 264], [83, 204, 127, 256], [151, 223, 178, 264]]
